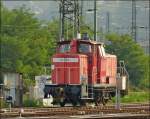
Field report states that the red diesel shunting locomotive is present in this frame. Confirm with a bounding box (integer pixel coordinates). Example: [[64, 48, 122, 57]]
[[44, 36, 127, 106], [44, 1, 128, 107]]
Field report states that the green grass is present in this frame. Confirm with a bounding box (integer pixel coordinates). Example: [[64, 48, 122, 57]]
[[111, 91, 149, 103]]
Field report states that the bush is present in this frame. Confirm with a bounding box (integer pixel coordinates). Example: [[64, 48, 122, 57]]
[[0, 99, 9, 108], [111, 91, 149, 103], [23, 99, 43, 107]]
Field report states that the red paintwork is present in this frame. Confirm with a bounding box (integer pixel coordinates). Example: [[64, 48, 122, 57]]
[[51, 39, 117, 87], [51, 54, 88, 85]]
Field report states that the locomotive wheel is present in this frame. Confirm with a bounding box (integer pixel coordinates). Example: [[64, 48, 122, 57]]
[[71, 100, 77, 106], [59, 98, 66, 107], [71, 97, 78, 106], [60, 101, 65, 107], [102, 97, 107, 106], [70, 95, 78, 106], [95, 97, 101, 106], [79, 99, 85, 106], [109, 94, 112, 100]]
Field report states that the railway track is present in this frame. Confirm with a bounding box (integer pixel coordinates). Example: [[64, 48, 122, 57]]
[[1, 103, 149, 118]]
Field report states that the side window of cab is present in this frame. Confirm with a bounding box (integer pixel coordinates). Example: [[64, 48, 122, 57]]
[[78, 43, 92, 53]]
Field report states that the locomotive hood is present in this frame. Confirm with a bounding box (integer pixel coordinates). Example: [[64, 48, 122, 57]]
[[51, 53, 88, 85]]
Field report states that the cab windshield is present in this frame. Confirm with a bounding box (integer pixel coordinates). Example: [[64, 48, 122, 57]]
[[78, 43, 92, 53], [59, 44, 70, 53]]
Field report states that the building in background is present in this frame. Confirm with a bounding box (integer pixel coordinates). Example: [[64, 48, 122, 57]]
[[29, 75, 51, 100], [0, 72, 23, 107]]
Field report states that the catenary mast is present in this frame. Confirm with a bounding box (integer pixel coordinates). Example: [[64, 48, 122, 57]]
[[59, 0, 81, 41]]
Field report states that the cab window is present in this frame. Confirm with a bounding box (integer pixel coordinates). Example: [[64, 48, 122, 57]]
[[59, 44, 70, 53], [79, 43, 92, 53], [98, 45, 106, 56]]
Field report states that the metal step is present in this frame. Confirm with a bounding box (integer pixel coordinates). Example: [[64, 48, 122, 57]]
[[81, 97, 94, 100], [88, 85, 94, 99]]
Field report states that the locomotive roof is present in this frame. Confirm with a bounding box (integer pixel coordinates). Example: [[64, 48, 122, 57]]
[[57, 39, 104, 45]]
